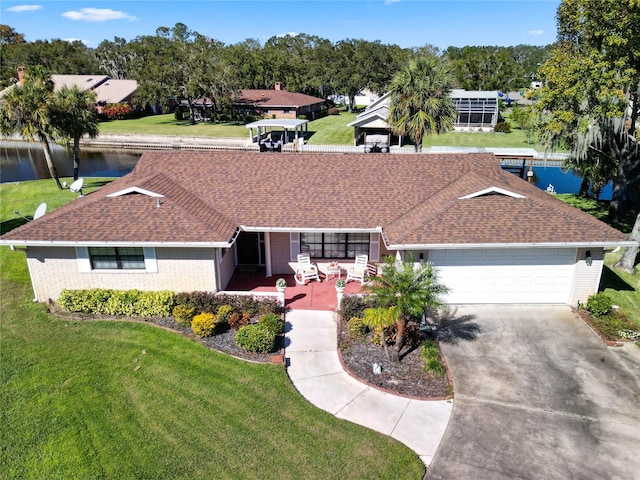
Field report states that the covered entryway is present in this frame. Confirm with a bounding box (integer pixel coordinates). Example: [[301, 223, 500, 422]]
[[430, 248, 576, 304], [235, 232, 265, 267]]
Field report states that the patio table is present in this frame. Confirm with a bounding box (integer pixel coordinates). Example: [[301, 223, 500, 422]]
[[325, 264, 341, 282]]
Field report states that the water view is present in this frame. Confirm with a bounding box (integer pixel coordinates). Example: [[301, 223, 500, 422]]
[[0, 141, 612, 200], [0, 141, 141, 183]]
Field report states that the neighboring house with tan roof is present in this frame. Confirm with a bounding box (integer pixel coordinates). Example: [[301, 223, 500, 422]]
[[1, 152, 634, 305], [0, 69, 137, 110], [234, 82, 326, 119]]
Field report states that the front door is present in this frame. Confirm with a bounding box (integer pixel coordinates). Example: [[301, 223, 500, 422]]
[[236, 232, 265, 265]]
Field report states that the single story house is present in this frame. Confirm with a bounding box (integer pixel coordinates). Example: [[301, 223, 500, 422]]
[[233, 83, 326, 120], [0, 68, 138, 111], [1, 151, 633, 305], [348, 90, 500, 146]]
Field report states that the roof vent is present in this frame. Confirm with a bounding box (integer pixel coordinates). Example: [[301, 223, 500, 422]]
[[459, 186, 525, 200]]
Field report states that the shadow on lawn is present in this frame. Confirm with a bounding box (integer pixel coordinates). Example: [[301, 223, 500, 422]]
[[600, 265, 636, 292], [436, 308, 480, 344]]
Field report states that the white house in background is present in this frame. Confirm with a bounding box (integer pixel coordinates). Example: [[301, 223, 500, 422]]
[[348, 90, 501, 146], [1, 151, 634, 306]]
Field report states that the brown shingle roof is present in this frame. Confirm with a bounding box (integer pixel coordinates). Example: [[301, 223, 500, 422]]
[[1, 152, 630, 247], [235, 89, 325, 108]]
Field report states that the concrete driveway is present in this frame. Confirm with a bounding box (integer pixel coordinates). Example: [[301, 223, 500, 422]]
[[427, 305, 640, 480]]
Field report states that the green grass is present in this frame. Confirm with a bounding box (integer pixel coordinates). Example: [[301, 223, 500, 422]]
[[305, 110, 358, 145], [421, 128, 534, 149], [98, 114, 248, 137], [0, 180, 424, 479], [97, 111, 544, 149], [556, 194, 640, 326]]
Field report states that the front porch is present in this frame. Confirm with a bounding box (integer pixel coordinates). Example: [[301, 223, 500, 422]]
[[225, 269, 364, 310]]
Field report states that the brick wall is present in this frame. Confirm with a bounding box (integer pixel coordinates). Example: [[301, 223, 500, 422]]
[[27, 246, 217, 302]]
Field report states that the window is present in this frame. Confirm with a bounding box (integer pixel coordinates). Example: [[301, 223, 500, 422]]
[[89, 247, 145, 270], [300, 233, 369, 259]]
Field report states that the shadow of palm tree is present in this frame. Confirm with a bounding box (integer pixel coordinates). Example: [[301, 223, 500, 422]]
[[436, 307, 481, 344]]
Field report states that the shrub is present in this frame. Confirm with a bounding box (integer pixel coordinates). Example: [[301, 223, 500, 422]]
[[229, 312, 250, 331], [347, 317, 367, 338], [339, 294, 378, 322], [404, 322, 425, 348], [172, 305, 195, 327], [421, 338, 445, 377], [259, 313, 284, 335], [191, 312, 217, 337], [235, 324, 276, 353], [493, 121, 511, 133], [102, 103, 132, 120], [586, 293, 613, 317], [57, 289, 174, 317], [328, 107, 340, 115], [371, 325, 396, 346], [216, 305, 234, 324]]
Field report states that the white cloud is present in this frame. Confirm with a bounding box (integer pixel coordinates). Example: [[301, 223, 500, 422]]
[[6, 5, 42, 12], [528, 29, 544, 35], [384, 0, 401, 4], [63, 38, 91, 46], [62, 8, 137, 22]]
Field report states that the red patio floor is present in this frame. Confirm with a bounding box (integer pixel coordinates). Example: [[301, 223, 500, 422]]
[[225, 270, 364, 310]]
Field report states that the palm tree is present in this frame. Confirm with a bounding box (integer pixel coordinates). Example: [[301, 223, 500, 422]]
[[362, 306, 398, 361], [366, 254, 447, 363], [52, 86, 98, 180], [0, 69, 63, 189], [388, 55, 457, 152]]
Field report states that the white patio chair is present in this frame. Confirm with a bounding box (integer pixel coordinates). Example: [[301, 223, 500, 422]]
[[294, 253, 320, 285], [346, 254, 368, 284]]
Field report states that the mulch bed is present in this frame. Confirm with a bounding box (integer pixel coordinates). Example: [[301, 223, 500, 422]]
[[337, 317, 451, 399], [50, 306, 280, 363]]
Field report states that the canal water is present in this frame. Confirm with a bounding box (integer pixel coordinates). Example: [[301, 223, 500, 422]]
[[0, 142, 613, 200]]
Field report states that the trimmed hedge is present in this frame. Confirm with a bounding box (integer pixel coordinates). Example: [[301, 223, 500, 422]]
[[59, 289, 175, 317], [259, 313, 284, 335], [235, 324, 276, 353], [192, 312, 217, 337]]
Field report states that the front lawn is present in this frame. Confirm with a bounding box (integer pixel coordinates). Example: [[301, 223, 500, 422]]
[[98, 114, 248, 137], [0, 180, 424, 479]]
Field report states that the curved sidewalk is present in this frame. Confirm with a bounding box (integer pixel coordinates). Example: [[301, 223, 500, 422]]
[[284, 309, 452, 467]]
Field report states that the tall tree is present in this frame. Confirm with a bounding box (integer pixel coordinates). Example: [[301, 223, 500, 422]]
[[388, 55, 457, 152], [0, 68, 62, 189], [51, 85, 98, 180], [534, 0, 640, 224], [366, 254, 446, 364]]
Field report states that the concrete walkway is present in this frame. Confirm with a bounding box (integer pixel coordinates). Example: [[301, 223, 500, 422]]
[[284, 309, 452, 467]]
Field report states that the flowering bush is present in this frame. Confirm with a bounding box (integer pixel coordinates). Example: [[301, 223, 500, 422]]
[[103, 103, 132, 120]]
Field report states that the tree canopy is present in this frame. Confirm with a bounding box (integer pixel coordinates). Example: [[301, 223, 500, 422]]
[[534, 0, 639, 270]]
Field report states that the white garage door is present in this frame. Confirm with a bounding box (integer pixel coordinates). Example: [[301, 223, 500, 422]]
[[430, 248, 576, 304]]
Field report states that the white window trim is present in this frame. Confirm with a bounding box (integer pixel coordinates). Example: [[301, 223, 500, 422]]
[[76, 246, 157, 273]]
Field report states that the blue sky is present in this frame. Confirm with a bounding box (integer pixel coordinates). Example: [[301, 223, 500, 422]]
[[3, 1, 560, 49]]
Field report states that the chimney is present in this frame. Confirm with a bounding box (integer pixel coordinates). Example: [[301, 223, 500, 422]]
[[17, 66, 25, 84], [274, 82, 283, 91]]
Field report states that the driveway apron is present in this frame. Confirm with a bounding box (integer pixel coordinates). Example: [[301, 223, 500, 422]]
[[285, 309, 453, 467], [427, 305, 640, 480]]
